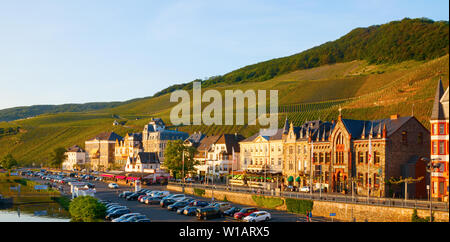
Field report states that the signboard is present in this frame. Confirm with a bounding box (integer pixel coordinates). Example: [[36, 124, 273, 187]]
[[10, 172, 18, 176], [34, 185, 48, 190], [135, 180, 141, 192], [329, 213, 336, 216]]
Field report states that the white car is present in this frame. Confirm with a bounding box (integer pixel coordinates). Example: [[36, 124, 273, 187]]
[[300, 186, 310, 192], [108, 183, 119, 189], [153, 191, 170, 197], [243, 211, 271, 222]]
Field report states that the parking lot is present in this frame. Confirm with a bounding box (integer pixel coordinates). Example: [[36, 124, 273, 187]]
[[23, 171, 331, 222]]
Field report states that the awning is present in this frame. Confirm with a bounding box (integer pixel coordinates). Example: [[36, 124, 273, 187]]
[[101, 174, 114, 178], [287, 176, 294, 182], [296, 177, 301, 182], [115, 175, 126, 179], [126, 177, 140, 181]]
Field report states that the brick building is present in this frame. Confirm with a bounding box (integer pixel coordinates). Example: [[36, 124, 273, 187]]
[[280, 113, 430, 198]]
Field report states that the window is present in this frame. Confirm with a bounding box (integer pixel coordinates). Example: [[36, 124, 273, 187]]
[[439, 124, 445, 135], [401, 131, 408, 145], [417, 132, 423, 144], [439, 141, 445, 155], [374, 151, 380, 164], [319, 153, 324, 163], [432, 142, 438, 155], [358, 152, 364, 163], [278, 158, 282, 166], [433, 124, 437, 135], [325, 153, 331, 163]]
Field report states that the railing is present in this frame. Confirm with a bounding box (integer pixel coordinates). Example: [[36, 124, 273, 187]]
[[168, 181, 449, 212]]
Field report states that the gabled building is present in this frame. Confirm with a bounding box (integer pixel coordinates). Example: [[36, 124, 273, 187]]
[[142, 118, 189, 163], [62, 145, 87, 171], [85, 132, 123, 171], [125, 152, 160, 173], [114, 133, 143, 170], [280, 113, 430, 198], [194, 134, 243, 181], [184, 131, 206, 148], [430, 78, 449, 201]]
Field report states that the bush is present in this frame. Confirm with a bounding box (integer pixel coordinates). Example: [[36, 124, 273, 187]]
[[411, 209, 433, 222], [69, 196, 106, 222], [193, 188, 205, 197], [285, 198, 313, 215], [252, 195, 284, 209]]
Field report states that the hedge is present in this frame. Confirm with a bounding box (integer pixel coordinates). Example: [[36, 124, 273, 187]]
[[285, 198, 313, 215], [193, 188, 205, 197], [251, 195, 284, 209]]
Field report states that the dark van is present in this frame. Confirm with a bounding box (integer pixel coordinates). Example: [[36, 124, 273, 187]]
[[196, 207, 222, 220]]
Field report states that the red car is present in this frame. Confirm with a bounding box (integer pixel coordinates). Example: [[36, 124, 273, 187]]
[[233, 207, 258, 220]]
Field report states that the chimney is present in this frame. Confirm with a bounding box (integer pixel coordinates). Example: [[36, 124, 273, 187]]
[[390, 114, 399, 120]]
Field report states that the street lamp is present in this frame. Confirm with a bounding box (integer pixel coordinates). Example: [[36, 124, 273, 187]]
[[423, 157, 440, 222]]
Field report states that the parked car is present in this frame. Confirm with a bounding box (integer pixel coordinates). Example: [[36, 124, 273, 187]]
[[168, 194, 186, 201], [126, 193, 141, 201], [196, 207, 222, 220], [177, 205, 191, 215], [105, 208, 131, 220], [299, 186, 310, 192], [223, 207, 241, 217], [183, 206, 199, 216], [135, 218, 151, 222], [112, 213, 141, 222], [124, 215, 149, 222], [119, 191, 133, 198], [192, 200, 209, 207], [108, 183, 119, 189], [145, 196, 163, 205], [160, 198, 177, 208], [234, 207, 259, 220], [153, 191, 170, 197], [242, 211, 271, 222], [167, 201, 190, 211], [210, 202, 231, 213]]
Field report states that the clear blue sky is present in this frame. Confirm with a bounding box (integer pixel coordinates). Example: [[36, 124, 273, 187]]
[[0, 0, 448, 110]]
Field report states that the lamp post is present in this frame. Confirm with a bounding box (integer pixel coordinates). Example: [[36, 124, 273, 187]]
[[424, 158, 440, 222]]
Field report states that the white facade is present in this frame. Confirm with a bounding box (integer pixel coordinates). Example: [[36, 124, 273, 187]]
[[62, 150, 87, 171]]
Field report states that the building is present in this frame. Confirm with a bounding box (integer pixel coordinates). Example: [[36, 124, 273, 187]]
[[184, 131, 206, 148], [114, 133, 143, 170], [239, 125, 285, 176], [193, 135, 221, 179], [280, 113, 430, 198], [193, 134, 243, 181], [142, 118, 189, 163], [125, 152, 160, 173], [430, 78, 449, 202], [62, 145, 87, 171], [85, 132, 123, 171]]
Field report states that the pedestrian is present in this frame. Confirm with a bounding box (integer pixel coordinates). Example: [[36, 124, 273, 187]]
[[306, 211, 309, 222], [309, 210, 313, 222]]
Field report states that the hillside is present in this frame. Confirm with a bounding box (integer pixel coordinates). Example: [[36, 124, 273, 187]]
[[153, 18, 449, 96], [0, 55, 448, 166], [0, 17, 448, 166]]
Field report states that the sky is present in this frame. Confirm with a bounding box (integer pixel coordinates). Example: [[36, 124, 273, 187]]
[[0, 0, 448, 110]]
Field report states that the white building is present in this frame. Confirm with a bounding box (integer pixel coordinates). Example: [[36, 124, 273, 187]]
[[125, 152, 160, 173], [62, 145, 87, 171]]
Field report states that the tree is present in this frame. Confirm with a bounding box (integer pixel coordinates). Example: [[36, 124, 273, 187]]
[[69, 196, 106, 222], [1, 154, 18, 170], [389, 176, 424, 200], [164, 140, 198, 179], [50, 147, 67, 169]]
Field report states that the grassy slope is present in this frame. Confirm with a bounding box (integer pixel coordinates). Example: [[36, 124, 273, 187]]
[[0, 55, 448, 165]]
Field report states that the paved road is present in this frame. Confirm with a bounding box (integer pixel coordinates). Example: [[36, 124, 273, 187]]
[[25, 175, 332, 222]]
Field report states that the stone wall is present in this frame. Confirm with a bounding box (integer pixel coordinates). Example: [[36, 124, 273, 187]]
[[166, 184, 449, 222]]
